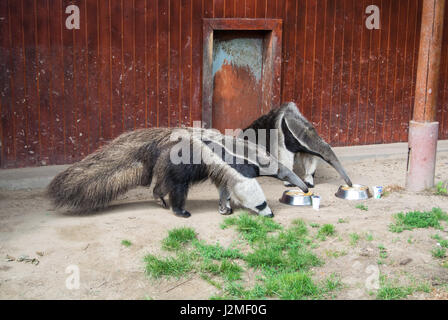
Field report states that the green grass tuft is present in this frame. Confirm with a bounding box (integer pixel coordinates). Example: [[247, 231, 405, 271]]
[[431, 246, 447, 259], [220, 212, 282, 243], [144, 253, 194, 278], [349, 233, 360, 246], [200, 259, 243, 281], [144, 212, 340, 300], [121, 239, 132, 247], [389, 208, 448, 233], [317, 224, 336, 240], [355, 204, 368, 211], [376, 276, 431, 300], [435, 181, 448, 196], [162, 227, 197, 251], [264, 272, 320, 300], [193, 240, 244, 260]]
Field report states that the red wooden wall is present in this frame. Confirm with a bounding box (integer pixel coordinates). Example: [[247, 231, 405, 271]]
[[0, 0, 447, 168]]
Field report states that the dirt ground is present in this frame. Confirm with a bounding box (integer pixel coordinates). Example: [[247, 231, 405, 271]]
[[1, 153, 448, 300]]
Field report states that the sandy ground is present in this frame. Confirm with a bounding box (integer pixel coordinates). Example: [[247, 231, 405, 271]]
[[1, 154, 448, 300]]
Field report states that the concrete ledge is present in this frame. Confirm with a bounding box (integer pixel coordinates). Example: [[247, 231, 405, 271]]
[[1, 140, 447, 190]]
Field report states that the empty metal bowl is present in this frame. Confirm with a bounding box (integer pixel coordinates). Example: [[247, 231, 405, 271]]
[[335, 184, 371, 200], [279, 190, 314, 206]]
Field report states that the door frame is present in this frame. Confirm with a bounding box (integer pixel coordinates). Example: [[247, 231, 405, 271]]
[[202, 18, 283, 129]]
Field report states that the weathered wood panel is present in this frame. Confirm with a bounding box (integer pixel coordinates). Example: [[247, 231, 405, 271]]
[[1, 0, 447, 168]]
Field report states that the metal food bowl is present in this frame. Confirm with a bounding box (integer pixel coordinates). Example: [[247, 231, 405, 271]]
[[279, 190, 314, 206], [335, 184, 372, 200]]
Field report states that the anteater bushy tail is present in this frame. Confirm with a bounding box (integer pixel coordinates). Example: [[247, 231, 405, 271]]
[[47, 130, 155, 212]]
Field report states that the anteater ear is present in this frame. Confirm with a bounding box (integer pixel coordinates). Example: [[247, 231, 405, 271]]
[[283, 116, 324, 156]]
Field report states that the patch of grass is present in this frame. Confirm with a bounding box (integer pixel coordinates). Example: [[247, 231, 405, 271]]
[[337, 218, 349, 224], [317, 224, 336, 240], [162, 227, 197, 251], [378, 244, 388, 259], [145, 213, 340, 300], [144, 252, 194, 278], [309, 223, 320, 228], [193, 240, 244, 260], [365, 233, 374, 241], [355, 204, 368, 211], [349, 233, 360, 246], [325, 250, 347, 258], [376, 276, 431, 300], [389, 208, 448, 233], [221, 212, 282, 243], [200, 259, 243, 281], [121, 239, 132, 247], [264, 271, 320, 300], [431, 247, 447, 259], [435, 181, 448, 196], [431, 234, 448, 248]]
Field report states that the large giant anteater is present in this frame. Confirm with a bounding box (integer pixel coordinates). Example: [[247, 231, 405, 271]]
[[243, 102, 353, 188], [48, 127, 308, 218]]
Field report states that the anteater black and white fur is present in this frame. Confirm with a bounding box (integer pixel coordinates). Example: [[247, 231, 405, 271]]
[[243, 102, 353, 188], [48, 127, 308, 218]]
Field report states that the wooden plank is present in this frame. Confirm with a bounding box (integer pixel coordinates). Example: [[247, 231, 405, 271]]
[[265, 0, 276, 18], [71, 0, 89, 160], [235, 0, 245, 17], [303, 0, 317, 123], [134, 0, 146, 129], [214, 0, 225, 18], [346, 0, 363, 146], [122, 0, 135, 131], [365, 0, 381, 145], [439, 2, 448, 138], [62, 0, 77, 162], [391, 0, 408, 143], [35, 0, 52, 165], [180, 0, 192, 126], [146, 0, 158, 127], [224, 0, 234, 17], [293, 0, 305, 109], [383, 0, 399, 143], [47, 0, 65, 164], [157, 0, 169, 127], [0, 0, 14, 167], [310, 0, 322, 132], [320, 0, 335, 143], [281, 0, 297, 102], [373, 0, 390, 144], [98, 0, 112, 142], [169, 0, 180, 127], [110, 0, 124, 135], [338, 0, 355, 146], [204, 0, 213, 18], [397, 0, 413, 142], [191, 0, 202, 123], [245, 0, 256, 18], [22, 0, 40, 165], [255, 0, 266, 18], [329, 0, 345, 146], [85, 0, 101, 153], [354, 0, 369, 145]]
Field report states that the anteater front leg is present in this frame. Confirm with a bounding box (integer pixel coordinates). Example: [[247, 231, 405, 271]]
[[169, 183, 191, 218]]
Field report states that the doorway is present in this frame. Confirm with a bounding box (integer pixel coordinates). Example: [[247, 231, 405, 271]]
[[202, 19, 283, 133]]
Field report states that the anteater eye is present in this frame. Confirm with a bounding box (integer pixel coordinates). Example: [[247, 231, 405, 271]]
[[255, 201, 267, 211]]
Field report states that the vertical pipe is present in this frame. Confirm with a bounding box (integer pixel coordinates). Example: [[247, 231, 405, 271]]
[[406, 0, 446, 192]]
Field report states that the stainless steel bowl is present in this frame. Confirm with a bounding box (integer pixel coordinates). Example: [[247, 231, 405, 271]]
[[279, 190, 313, 206], [335, 184, 371, 200]]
